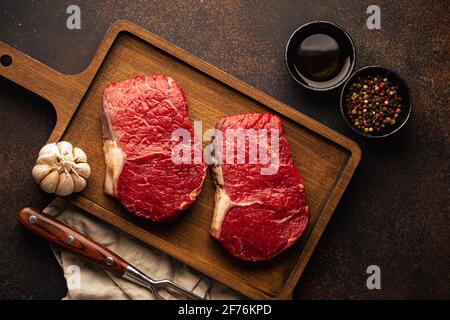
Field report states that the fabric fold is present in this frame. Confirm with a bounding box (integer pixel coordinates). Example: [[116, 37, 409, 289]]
[[43, 198, 243, 300]]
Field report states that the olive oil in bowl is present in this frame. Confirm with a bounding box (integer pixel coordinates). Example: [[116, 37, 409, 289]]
[[285, 21, 355, 91]]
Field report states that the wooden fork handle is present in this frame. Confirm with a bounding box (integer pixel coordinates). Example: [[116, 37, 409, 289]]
[[18, 207, 128, 276]]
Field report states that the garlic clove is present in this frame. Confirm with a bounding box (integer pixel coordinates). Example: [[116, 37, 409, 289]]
[[71, 173, 87, 193], [36, 153, 60, 166], [55, 171, 75, 196], [57, 141, 74, 162], [75, 162, 91, 179], [73, 147, 88, 163], [32, 164, 54, 184], [39, 143, 60, 158], [40, 170, 60, 193]]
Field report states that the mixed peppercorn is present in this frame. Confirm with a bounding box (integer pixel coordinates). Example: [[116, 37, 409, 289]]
[[344, 74, 403, 135]]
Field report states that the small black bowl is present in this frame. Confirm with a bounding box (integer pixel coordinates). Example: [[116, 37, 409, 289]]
[[285, 21, 356, 91], [340, 65, 412, 138]]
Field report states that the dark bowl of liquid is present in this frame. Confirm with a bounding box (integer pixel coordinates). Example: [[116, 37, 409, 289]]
[[285, 21, 356, 91]]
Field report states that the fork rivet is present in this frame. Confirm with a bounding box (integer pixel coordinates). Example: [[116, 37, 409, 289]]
[[28, 215, 38, 224], [105, 257, 114, 266], [66, 235, 75, 244]]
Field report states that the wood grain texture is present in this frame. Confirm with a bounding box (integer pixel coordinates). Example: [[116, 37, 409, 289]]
[[0, 21, 360, 299], [18, 207, 128, 275]]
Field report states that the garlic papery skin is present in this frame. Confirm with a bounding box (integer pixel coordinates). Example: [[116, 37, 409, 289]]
[[40, 170, 60, 193], [57, 141, 74, 161], [39, 143, 60, 158], [73, 147, 87, 163], [74, 163, 91, 179], [56, 171, 75, 196], [32, 164, 55, 183], [32, 142, 90, 196], [71, 172, 87, 193]]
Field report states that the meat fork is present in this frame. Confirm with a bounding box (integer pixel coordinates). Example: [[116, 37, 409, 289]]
[[18, 207, 203, 300]]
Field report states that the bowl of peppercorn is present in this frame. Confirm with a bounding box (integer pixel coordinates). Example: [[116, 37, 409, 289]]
[[340, 65, 412, 138]]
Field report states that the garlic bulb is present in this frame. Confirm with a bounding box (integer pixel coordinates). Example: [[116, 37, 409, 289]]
[[32, 141, 91, 196]]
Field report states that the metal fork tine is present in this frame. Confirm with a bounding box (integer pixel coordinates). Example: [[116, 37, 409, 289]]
[[155, 279, 202, 300], [150, 285, 166, 300]]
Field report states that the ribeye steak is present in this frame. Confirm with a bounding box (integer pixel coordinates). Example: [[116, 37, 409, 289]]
[[210, 113, 309, 261], [102, 75, 207, 221]]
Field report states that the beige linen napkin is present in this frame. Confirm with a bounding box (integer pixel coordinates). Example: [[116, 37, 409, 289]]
[[43, 197, 244, 300]]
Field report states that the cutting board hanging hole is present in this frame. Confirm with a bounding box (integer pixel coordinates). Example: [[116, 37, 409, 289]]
[[1, 55, 12, 67]]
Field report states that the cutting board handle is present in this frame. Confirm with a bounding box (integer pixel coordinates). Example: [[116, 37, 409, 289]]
[[0, 41, 76, 103], [0, 41, 87, 142], [0, 22, 132, 143]]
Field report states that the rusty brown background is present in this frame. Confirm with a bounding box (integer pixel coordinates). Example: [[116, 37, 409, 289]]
[[0, 0, 449, 299]]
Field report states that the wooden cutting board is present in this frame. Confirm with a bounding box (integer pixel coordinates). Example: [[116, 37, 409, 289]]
[[0, 20, 360, 299]]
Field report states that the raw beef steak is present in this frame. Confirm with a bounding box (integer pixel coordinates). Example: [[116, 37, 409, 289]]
[[210, 113, 309, 261], [102, 75, 207, 221]]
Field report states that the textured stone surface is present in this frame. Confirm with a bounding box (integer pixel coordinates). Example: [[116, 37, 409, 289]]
[[0, 0, 448, 299]]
